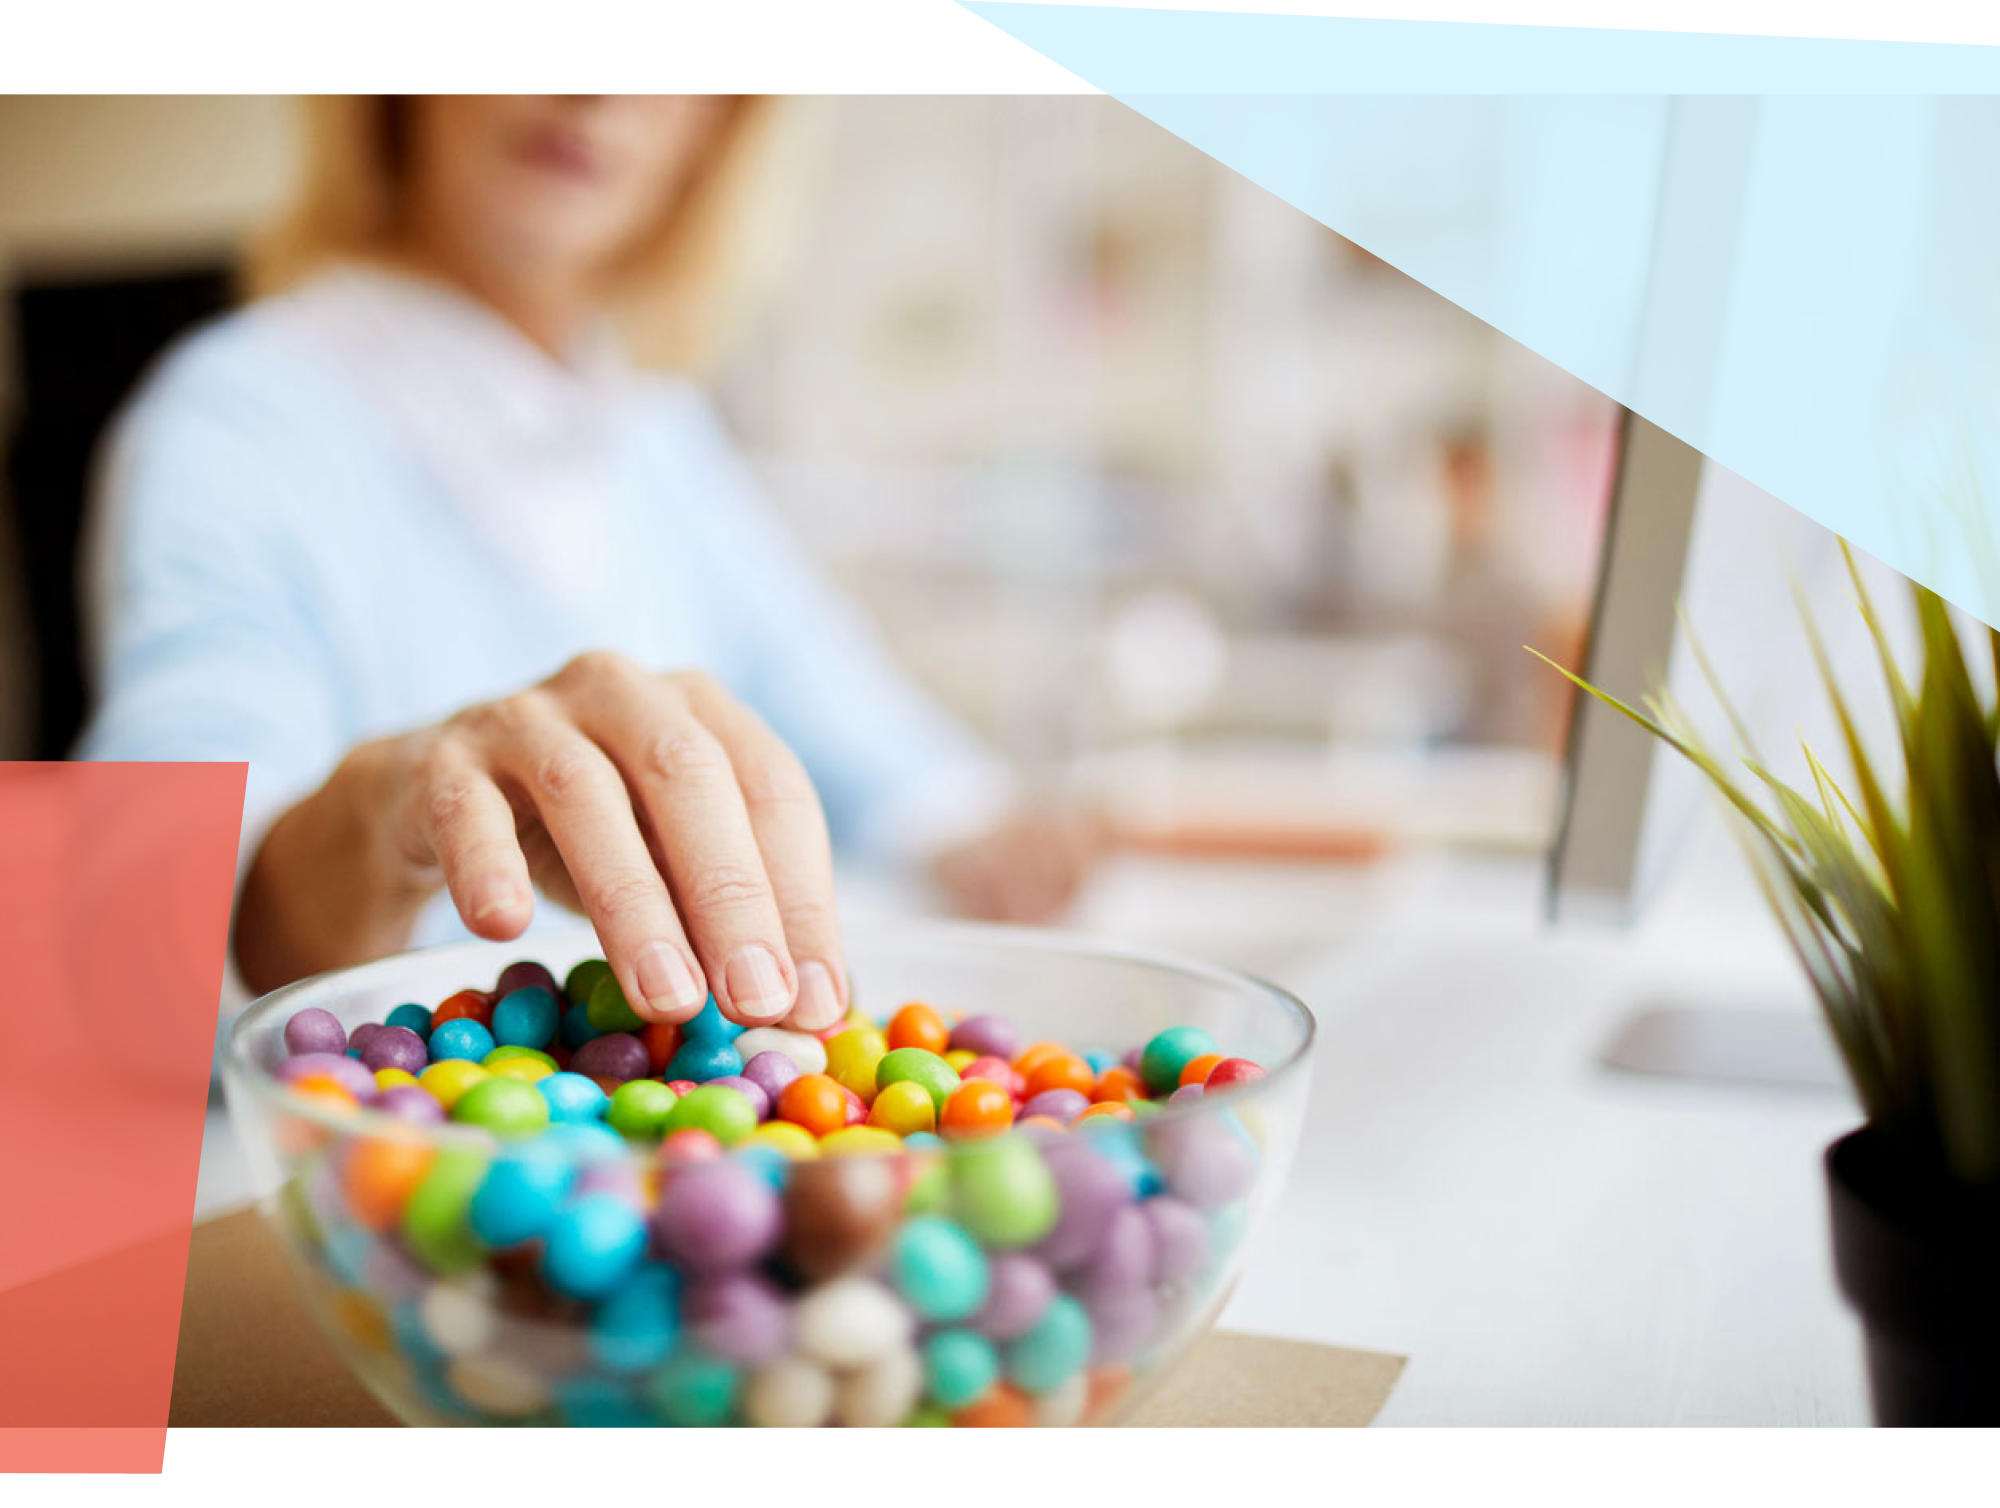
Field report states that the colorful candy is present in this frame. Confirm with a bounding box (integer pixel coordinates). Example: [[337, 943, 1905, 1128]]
[[267, 960, 1275, 1427]]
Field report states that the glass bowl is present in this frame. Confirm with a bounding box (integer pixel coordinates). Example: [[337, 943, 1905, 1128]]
[[222, 917, 1315, 1426]]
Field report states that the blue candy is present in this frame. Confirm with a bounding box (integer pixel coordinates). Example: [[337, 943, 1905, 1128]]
[[491, 986, 561, 1050], [590, 1266, 681, 1373], [541, 1193, 648, 1299], [560, 1003, 601, 1049], [539, 1071, 610, 1124], [681, 995, 744, 1044], [665, 1037, 743, 1084], [1004, 1292, 1092, 1395], [542, 1121, 628, 1166], [386, 1001, 433, 1041], [468, 1140, 575, 1248], [1084, 1049, 1115, 1076], [428, 1018, 495, 1063]]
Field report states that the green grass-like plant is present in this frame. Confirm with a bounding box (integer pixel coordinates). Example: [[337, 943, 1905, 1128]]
[[1533, 544, 2000, 1190]]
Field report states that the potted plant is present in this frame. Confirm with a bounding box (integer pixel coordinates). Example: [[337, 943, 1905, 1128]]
[[1536, 546, 2000, 1426]]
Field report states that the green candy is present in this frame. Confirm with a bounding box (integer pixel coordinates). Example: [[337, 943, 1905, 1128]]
[[565, 957, 614, 1008], [903, 1405, 954, 1427], [649, 1350, 739, 1426], [949, 1138, 1058, 1249], [586, 971, 645, 1034], [452, 1075, 551, 1137], [607, 1079, 679, 1139], [402, 1145, 489, 1274], [663, 1084, 757, 1146], [1139, 1025, 1219, 1095], [904, 1160, 950, 1216], [876, 1047, 961, 1113]]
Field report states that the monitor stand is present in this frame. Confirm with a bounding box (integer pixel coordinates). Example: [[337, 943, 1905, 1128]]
[[1598, 1002, 1851, 1093]]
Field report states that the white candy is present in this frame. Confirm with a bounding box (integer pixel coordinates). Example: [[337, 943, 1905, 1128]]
[[794, 1275, 912, 1370], [743, 1356, 836, 1428], [446, 1353, 550, 1418], [834, 1345, 923, 1427], [419, 1273, 497, 1356], [734, 1027, 828, 1077], [1034, 1370, 1089, 1427]]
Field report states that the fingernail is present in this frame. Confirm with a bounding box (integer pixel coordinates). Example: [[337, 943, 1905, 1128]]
[[723, 943, 791, 1024], [790, 961, 844, 1031], [637, 940, 706, 1014], [469, 880, 527, 925]]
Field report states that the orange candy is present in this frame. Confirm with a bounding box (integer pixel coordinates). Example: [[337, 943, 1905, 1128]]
[[940, 1079, 1014, 1140], [777, 1073, 850, 1137], [1024, 1052, 1095, 1101], [433, 989, 493, 1029], [1179, 1053, 1225, 1088], [1077, 1101, 1135, 1124], [1092, 1065, 1146, 1104], [1085, 1366, 1133, 1423], [1012, 1041, 1066, 1079], [641, 1020, 684, 1075], [1016, 1115, 1068, 1134], [342, 1137, 437, 1231], [956, 1384, 1034, 1427], [886, 1002, 950, 1056]]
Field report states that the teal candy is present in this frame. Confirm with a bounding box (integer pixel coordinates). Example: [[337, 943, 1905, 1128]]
[[468, 1139, 575, 1247], [429, 1018, 495, 1063], [386, 1001, 433, 1040], [649, 1350, 739, 1426], [876, 1047, 962, 1113], [892, 1216, 990, 1322], [1084, 1049, 1114, 1075], [682, 995, 744, 1043], [555, 1377, 652, 1428], [541, 1193, 648, 1299], [665, 1037, 743, 1085], [587, 973, 645, 1034], [591, 1266, 681, 1373], [1139, 1025, 1218, 1095], [1004, 1292, 1092, 1395], [922, 1329, 1000, 1410], [560, 1003, 601, 1049], [492, 986, 561, 1049]]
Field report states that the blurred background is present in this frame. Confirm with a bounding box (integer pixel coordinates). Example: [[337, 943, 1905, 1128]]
[[0, 96, 1617, 942]]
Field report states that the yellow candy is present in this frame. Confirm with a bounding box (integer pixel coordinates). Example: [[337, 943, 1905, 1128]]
[[818, 1126, 903, 1158], [744, 1121, 820, 1160], [417, 1059, 488, 1110], [867, 1078, 937, 1137], [943, 1049, 977, 1074], [826, 1027, 887, 1106], [373, 1067, 420, 1092], [486, 1056, 555, 1085]]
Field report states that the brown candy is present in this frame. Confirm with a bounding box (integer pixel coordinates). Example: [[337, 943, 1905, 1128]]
[[780, 1156, 902, 1283]]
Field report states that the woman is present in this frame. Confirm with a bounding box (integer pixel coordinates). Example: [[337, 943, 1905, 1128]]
[[79, 96, 1093, 1033]]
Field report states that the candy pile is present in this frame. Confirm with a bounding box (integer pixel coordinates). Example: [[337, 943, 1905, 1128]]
[[266, 957, 1272, 1427]]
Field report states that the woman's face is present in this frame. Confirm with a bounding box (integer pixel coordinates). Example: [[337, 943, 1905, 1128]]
[[403, 96, 723, 292]]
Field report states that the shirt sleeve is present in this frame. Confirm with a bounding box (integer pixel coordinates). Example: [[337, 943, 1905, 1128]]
[[656, 392, 1016, 866], [75, 331, 352, 1013]]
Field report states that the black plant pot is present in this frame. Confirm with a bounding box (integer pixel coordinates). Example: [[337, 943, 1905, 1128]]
[[1826, 1126, 2000, 1425]]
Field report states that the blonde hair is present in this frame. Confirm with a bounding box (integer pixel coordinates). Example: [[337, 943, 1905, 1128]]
[[246, 95, 799, 372]]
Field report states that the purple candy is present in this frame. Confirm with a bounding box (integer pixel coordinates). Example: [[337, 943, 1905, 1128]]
[[705, 1075, 770, 1120], [375, 1085, 445, 1125], [1073, 1203, 1156, 1299], [570, 1032, 648, 1084], [740, 1050, 801, 1106], [1142, 1196, 1210, 1285], [283, 1007, 347, 1058], [654, 1161, 782, 1272], [949, 1013, 1021, 1061], [496, 960, 560, 998], [1087, 1285, 1158, 1366], [684, 1271, 793, 1365], [362, 1238, 430, 1301], [1151, 1118, 1258, 1209], [348, 1021, 385, 1057], [361, 1024, 428, 1076], [1167, 1083, 1205, 1108], [1020, 1089, 1090, 1125], [972, 1251, 1056, 1341], [1034, 1143, 1132, 1269], [1121, 1044, 1145, 1075], [276, 1051, 375, 1100]]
